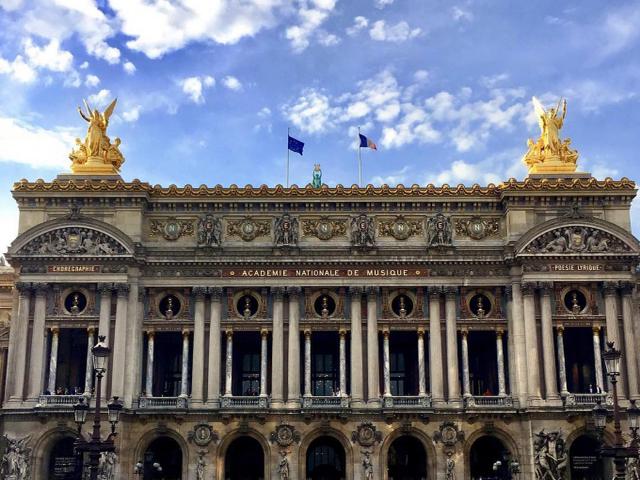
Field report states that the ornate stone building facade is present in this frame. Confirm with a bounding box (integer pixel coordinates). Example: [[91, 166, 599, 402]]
[[1, 98, 640, 479], [1, 174, 639, 479]]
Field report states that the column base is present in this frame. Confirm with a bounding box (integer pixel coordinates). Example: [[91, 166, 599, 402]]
[[190, 399, 204, 407], [447, 398, 463, 408], [270, 399, 285, 409], [286, 399, 301, 409], [367, 398, 382, 408], [205, 399, 221, 408], [350, 398, 366, 408]]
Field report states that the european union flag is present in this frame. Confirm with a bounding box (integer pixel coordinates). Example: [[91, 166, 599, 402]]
[[288, 135, 304, 155]]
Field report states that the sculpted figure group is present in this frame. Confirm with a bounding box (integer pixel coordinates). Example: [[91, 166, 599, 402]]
[[527, 226, 628, 254], [1, 435, 31, 480], [533, 430, 567, 480]]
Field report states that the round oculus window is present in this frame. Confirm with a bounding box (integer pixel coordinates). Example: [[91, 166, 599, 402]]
[[391, 294, 413, 317], [159, 295, 181, 319], [237, 294, 259, 318], [470, 293, 491, 318], [314, 294, 336, 318], [65, 291, 87, 315]]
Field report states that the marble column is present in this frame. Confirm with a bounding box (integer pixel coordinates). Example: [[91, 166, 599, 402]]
[[339, 329, 347, 396], [444, 287, 460, 403], [47, 327, 59, 395], [207, 288, 222, 406], [7, 283, 31, 403], [505, 287, 517, 397], [417, 328, 427, 397], [461, 329, 471, 397], [522, 283, 541, 400], [429, 288, 444, 403], [556, 326, 568, 396], [621, 283, 639, 399], [97, 283, 112, 402], [592, 326, 605, 393], [179, 330, 190, 397], [303, 329, 312, 397], [259, 328, 269, 398], [382, 329, 391, 397], [124, 280, 141, 407], [191, 287, 206, 405], [603, 282, 620, 348], [27, 284, 48, 401], [496, 330, 506, 396], [349, 287, 364, 406], [224, 329, 233, 397], [509, 282, 528, 405], [83, 327, 95, 396], [111, 284, 129, 398], [366, 287, 380, 405], [287, 287, 301, 408], [540, 283, 559, 400], [271, 288, 285, 407], [145, 331, 155, 397]]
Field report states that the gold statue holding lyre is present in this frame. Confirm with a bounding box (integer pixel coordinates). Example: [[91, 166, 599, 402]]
[[523, 97, 579, 175], [69, 98, 124, 175]]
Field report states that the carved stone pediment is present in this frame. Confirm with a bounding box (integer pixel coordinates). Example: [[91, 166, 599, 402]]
[[17, 227, 128, 256], [524, 226, 632, 254]]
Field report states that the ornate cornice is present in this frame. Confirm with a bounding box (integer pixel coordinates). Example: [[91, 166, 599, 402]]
[[12, 177, 636, 198]]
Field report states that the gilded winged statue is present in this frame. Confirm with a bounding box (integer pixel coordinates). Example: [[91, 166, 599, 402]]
[[522, 96, 578, 174], [69, 98, 125, 174]]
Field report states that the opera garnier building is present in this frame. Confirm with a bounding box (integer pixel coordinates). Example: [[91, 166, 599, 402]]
[[1, 97, 640, 480]]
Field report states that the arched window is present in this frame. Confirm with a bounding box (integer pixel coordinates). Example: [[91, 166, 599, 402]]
[[142, 436, 183, 480], [469, 435, 511, 480], [306, 436, 346, 480], [387, 435, 427, 479], [224, 436, 265, 480]]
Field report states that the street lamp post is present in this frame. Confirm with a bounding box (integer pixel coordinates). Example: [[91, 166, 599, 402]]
[[73, 336, 122, 480], [592, 342, 639, 480]]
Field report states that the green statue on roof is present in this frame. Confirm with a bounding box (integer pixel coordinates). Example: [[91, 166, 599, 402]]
[[312, 164, 322, 188]]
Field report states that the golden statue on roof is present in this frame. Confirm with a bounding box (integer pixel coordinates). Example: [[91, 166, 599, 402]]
[[69, 98, 124, 175], [523, 97, 579, 175]]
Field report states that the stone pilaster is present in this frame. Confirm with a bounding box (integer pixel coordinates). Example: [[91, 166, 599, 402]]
[[26, 283, 48, 401], [508, 282, 528, 405], [349, 286, 364, 406], [271, 287, 285, 407], [366, 287, 380, 406], [287, 287, 301, 408], [522, 282, 541, 400], [191, 287, 207, 406], [540, 283, 559, 401], [111, 283, 129, 399], [207, 287, 223, 406], [620, 282, 639, 399], [444, 286, 460, 405], [6, 282, 31, 404], [428, 287, 444, 403]]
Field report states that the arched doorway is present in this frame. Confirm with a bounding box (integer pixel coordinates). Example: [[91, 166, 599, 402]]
[[306, 436, 346, 480], [570, 434, 609, 480], [47, 436, 83, 479], [469, 435, 511, 480], [142, 436, 183, 479], [387, 435, 427, 479], [224, 436, 265, 480]]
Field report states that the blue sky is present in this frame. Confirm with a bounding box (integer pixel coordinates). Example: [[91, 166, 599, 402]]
[[0, 0, 639, 253]]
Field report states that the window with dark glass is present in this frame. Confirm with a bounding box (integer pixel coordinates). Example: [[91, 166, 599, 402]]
[[311, 332, 339, 395]]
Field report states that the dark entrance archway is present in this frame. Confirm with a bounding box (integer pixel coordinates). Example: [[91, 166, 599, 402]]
[[469, 435, 511, 480], [387, 435, 427, 479], [224, 436, 265, 480], [143, 436, 183, 479], [48, 436, 83, 479], [570, 434, 608, 480], [306, 436, 346, 480]]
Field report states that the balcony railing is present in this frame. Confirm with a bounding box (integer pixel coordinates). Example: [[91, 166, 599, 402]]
[[383, 395, 432, 408], [465, 395, 514, 408], [138, 396, 188, 409], [302, 395, 350, 409], [220, 396, 269, 409], [38, 394, 83, 407], [563, 393, 611, 407]]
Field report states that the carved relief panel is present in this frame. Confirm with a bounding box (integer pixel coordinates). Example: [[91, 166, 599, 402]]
[[460, 287, 503, 319], [301, 217, 347, 240], [304, 288, 345, 318]]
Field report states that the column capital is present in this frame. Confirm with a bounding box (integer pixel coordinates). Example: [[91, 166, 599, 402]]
[[287, 286, 302, 297], [556, 324, 565, 334], [182, 329, 190, 338], [209, 287, 223, 300], [603, 281, 619, 296], [225, 329, 234, 338], [366, 286, 379, 298], [33, 283, 50, 296], [303, 328, 312, 337], [114, 283, 130, 297], [619, 281, 634, 296], [382, 328, 390, 337], [428, 287, 442, 298], [444, 286, 457, 298], [592, 325, 601, 335], [339, 328, 347, 337], [272, 287, 286, 300], [417, 327, 425, 337], [15, 282, 32, 295], [260, 328, 270, 337], [50, 326, 59, 335], [192, 287, 207, 299], [521, 282, 537, 296], [87, 326, 96, 335], [98, 282, 114, 295], [350, 286, 364, 297], [496, 329, 504, 338], [146, 330, 156, 339], [539, 282, 554, 296], [460, 328, 469, 337]]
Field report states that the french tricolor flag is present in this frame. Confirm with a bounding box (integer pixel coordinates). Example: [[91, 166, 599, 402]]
[[359, 133, 377, 150]]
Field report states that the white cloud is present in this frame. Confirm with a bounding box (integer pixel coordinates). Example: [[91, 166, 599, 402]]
[[258, 107, 272, 118], [122, 105, 141, 122], [480, 73, 509, 88], [374, 0, 394, 8], [371, 166, 410, 186], [413, 70, 429, 82], [88, 89, 112, 107], [369, 20, 421, 42], [123, 60, 136, 75], [285, 0, 338, 52], [110, 0, 287, 59], [597, 3, 640, 58], [84, 74, 100, 87], [23, 38, 73, 72], [221, 75, 242, 91], [282, 88, 336, 134], [63, 70, 81, 88], [317, 30, 340, 46], [0, 116, 76, 169], [451, 6, 473, 22], [346, 16, 368, 36], [0, 55, 36, 83], [180, 76, 215, 104], [79, 61, 89, 69]]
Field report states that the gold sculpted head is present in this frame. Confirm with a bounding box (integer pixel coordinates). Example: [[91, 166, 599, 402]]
[[69, 97, 125, 175], [522, 96, 579, 175]]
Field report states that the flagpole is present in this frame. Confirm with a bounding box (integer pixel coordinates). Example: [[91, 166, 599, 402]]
[[357, 126, 362, 186], [287, 127, 290, 188]]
